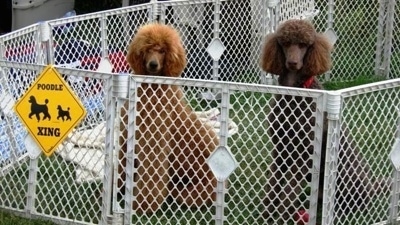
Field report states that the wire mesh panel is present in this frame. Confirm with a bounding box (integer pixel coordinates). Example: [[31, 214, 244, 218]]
[[0, 62, 114, 224], [48, 4, 154, 74], [2, 64, 399, 225], [377, 1, 399, 79], [312, 0, 400, 83], [323, 80, 400, 225], [0, 25, 44, 64], [113, 74, 326, 224], [0, 62, 39, 182], [332, 0, 382, 81], [157, 0, 317, 83], [43, 0, 399, 85], [280, 0, 316, 20], [261, 90, 324, 225], [161, 0, 218, 81], [1, 0, 400, 85], [0, 65, 30, 213], [0, 26, 46, 98], [44, 0, 319, 85], [116, 77, 223, 224]]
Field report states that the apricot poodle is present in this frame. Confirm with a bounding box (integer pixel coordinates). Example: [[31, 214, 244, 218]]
[[119, 23, 219, 213], [260, 19, 390, 223]]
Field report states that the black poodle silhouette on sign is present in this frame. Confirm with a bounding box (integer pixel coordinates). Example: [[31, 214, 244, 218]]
[[57, 105, 71, 121], [28, 95, 51, 122]]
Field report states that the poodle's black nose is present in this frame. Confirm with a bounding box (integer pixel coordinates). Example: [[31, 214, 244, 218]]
[[149, 61, 159, 69]]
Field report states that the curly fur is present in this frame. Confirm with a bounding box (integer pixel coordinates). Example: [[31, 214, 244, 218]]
[[260, 19, 390, 223], [119, 23, 218, 214], [260, 19, 332, 87], [126, 23, 187, 77]]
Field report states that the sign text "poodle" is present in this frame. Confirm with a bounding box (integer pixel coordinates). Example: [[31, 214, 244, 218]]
[[14, 65, 87, 157]]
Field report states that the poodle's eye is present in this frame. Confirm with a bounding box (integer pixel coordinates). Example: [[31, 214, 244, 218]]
[[158, 49, 165, 54]]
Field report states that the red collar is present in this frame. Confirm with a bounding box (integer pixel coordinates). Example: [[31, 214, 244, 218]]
[[302, 77, 314, 88]]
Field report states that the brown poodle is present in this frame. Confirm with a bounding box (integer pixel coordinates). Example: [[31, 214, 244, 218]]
[[260, 19, 389, 223], [119, 23, 219, 214]]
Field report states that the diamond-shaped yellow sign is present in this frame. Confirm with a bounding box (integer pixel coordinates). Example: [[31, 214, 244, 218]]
[[14, 65, 87, 156]]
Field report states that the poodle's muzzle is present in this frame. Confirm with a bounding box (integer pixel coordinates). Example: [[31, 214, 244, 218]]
[[145, 47, 165, 75], [147, 59, 161, 74], [282, 44, 308, 71]]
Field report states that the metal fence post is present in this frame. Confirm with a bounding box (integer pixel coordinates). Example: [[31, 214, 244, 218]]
[[39, 21, 52, 64], [323, 0, 335, 82], [99, 75, 122, 225], [211, 0, 222, 82], [382, 0, 396, 79], [122, 0, 130, 7], [326, 0, 334, 30], [24, 22, 53, 217], [150, 0, 161, 21], [375, 0, 395, 79], [321, 91, 342, 225], [112, 74, 130, 224], [123, 78, 137, 225], [260, 0, 280, 85], [375, 0, 385, 77], [199, 0, 224, 100], [388, 108, 400, 223], [0, 35, 4, 61], [214, 84, 230, 225], [25, 157, 39, 216], [100, 14, 109, 60], [207, 83, 237, 225]]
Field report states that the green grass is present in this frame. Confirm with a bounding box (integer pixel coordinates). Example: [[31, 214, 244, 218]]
[[323, 75, 386, 90], [0, 154, 103, 225], [0, 210, 57, 225]]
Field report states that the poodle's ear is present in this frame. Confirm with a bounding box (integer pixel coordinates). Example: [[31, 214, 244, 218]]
[[302, 33, 333, 76], [260, 33, 286, 76], [126, 37, 147, 75], [163, 41, 187, 77]]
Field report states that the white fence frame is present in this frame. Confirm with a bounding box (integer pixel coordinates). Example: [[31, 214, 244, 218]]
[[1, 0, 400, 225]]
